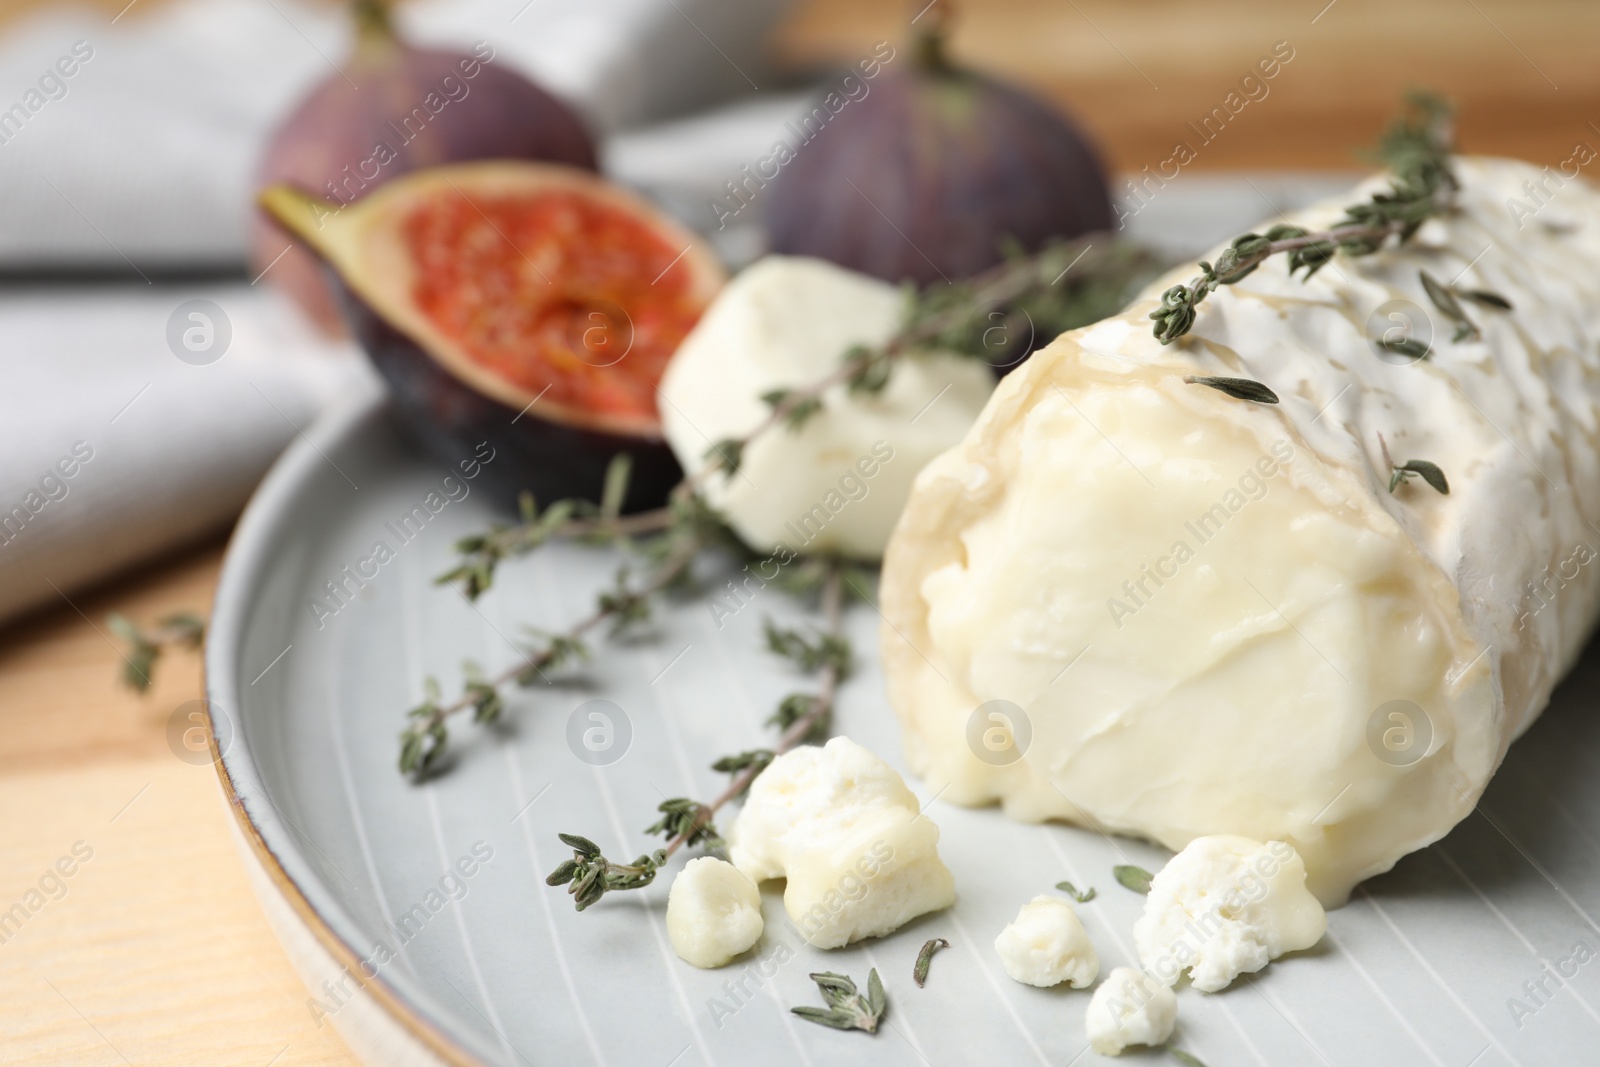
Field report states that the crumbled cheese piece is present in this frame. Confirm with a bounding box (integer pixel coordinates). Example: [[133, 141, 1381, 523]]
[[994, 895, 1098, 988], [727, 736, 956, 948], [1085, 966, 1177, 1055], [666, 857, 764, 969], [1134, 835, 1326, 992], [657, 256, 994, 560]]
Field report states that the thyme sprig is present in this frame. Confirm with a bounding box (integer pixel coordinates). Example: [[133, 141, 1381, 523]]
[[440, 456, 676, 601], [542, 562, 851, 910], [399, 489, 712, 777], [545, 834, 667, 912], [700, 238, 1160, 484], [107, 611, 205, 692], [791, 969, 887, 1034], [1149, 93, 1457, 346]]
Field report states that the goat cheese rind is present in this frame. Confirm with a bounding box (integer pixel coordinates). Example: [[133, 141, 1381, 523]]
[[1134, 835, 1326, 992], [727, 736, 956, 948], [1085, 966, 1178, 1055], [881, 157, 1600, 904], [994, 895, 1099, 988]]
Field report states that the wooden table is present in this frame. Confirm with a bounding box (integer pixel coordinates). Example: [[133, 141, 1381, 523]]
[[0, 540, 356, 1064], [1, 0, 1590, 1062]]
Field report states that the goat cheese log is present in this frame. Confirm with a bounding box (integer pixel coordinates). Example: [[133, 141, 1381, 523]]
[[880, 158, 1600, 904]]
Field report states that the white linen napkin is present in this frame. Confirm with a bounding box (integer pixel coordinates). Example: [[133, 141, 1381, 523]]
[[0, 283, 374, 624]]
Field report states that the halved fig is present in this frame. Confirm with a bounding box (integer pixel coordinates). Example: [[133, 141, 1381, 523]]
[[261, 162, 726, 512]]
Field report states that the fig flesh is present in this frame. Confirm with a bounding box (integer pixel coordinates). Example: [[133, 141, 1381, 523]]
[[261, 162, 726, 512], [253, 0, 597, 334], [764, 19, 1113, 286]]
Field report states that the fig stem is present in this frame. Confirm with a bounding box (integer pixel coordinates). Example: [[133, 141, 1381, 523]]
[[911, 0, 957, 73], [349, 0, 399, 55]]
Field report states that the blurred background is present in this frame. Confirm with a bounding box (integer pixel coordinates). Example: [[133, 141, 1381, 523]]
[[0, 0, 1588, 1061]]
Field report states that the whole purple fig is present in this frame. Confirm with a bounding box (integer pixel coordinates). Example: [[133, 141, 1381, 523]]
[[764, 11, 1113, 286], [252, 0, 597, 334]]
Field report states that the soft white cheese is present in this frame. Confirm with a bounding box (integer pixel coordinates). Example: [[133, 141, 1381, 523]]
[[666, 857, 764, 969], [727, 736, 956, 948], [880, 157, 1600, 904], [1085, 966, 1177, 1055], [657, 256, 995, 560], [1133, 836, 1325, 992], [994, 895, 1099, 988]]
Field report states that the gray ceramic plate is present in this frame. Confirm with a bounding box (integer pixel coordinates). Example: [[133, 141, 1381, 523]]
[[205, 377, 1600, 1067]]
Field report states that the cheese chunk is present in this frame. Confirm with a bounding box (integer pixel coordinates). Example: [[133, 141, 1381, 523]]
[[666, 857, 764, 969], [657, 256, 994, 560], [727, 736, 956, 948], [994, 895, 1098, 988], [1085, 966, 1177, 1056], [1134, 836, 1325, 992], [880, 158, 1600, 904]]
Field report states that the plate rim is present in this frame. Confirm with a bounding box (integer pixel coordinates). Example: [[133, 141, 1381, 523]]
[[204, 384, 485, 1067]]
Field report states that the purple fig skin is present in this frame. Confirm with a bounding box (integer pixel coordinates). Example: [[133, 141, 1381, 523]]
[[764, 64, 1114, 286], [339, 281, 683, 514], [254, 37, 597, 335]]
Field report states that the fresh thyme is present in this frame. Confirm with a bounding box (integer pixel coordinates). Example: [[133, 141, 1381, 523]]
[[913, 938, 950, 987], [1114, 864, 1155, 894], [645, 798, 722, 851], [1149, 93, 1457, 347], [541, 562, 851, 910], [1183, 376, 1280, 404], [399, 487, 712, 776], [1056, 880, 1097, 904], [1457, 288, 1512, 310], [545, 834, 667, 912], [1419, 270, 1478, 342], [791, 969, 887, 1034], [107, 611, 205, 692], [1390, 459, 1449, 495], [698, 238, 1160, 485], [439, 455, 677, 601], [1376, 433, 1449, 497]]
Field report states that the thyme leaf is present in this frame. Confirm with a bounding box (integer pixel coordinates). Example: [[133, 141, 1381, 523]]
[[913, 938, 950, 988], [1183, 376, 1280, 404], [107, 610, 205, 692], [1390, 459, 1450, 495], [1457, 287, 1512, 310], [1420, 269, 1479, 342], [1056, 880, 1097, 903], [1114, 864, 1155, 894]]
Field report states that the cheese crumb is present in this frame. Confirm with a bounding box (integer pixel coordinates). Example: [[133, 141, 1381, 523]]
[[728, 736, 956, 948], [1134, 835, 1327, 992], [657, 256, 994, 560], [994, 895, 1098, 988], [666, 857, 764, 969], [1085, 966, 1178, 1055]]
